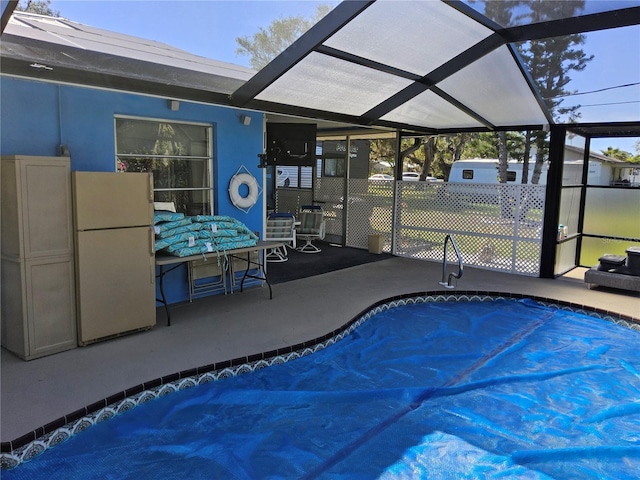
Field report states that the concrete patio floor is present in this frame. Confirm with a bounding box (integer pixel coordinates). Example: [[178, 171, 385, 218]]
[[2, 256, 638, 444]]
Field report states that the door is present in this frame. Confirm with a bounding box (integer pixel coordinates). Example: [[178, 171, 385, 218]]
[[76, 226, 155, 344], [73, 172, 153, 230], [316, 140, 348, 245]]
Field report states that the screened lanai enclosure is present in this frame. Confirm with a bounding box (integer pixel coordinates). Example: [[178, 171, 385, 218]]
[[274, 127, 639, 278], [250, 1, 640, 279], [275, 132, 551, 277]]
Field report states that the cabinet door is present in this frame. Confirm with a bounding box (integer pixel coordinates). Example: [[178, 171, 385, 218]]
[[21, 158, 73, 258], [25, 256, 77, 358], [1, 259, 27, 355]]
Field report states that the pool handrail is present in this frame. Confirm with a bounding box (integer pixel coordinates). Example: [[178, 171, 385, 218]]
[[439, 234, 463, 289]]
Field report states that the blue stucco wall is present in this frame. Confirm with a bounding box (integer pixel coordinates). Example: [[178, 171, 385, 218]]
[[1, 76, 265, 305]]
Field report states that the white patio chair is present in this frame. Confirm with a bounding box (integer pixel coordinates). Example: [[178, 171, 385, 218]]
[[296, 206, 325, 254], [265, 212, 296, 262]]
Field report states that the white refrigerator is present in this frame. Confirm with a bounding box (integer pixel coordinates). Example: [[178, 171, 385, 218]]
[[72, 172, 156, 345]]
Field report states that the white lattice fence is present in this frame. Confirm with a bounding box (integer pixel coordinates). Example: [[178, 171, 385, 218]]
[[345, 179, 394, 252], [394, 182, 546, 275], [314, 176, 345, 243], [275, 188, 313, 216]]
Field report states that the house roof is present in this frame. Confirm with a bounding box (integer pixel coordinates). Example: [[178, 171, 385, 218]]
[[1, 11, 255, 103], [564, 144, 629, 164], [1, 3, 639, 138]]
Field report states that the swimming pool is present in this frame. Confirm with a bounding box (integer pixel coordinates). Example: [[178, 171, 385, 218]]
[[2, 295, 639, 478]]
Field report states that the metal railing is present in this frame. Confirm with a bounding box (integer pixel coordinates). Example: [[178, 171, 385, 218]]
[[439, 234, 463, 289]]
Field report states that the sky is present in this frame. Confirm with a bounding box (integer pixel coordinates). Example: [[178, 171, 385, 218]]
[[43, 1, 640, 155]]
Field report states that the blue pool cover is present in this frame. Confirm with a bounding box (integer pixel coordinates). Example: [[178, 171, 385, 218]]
[[5, 299, 640, 479]]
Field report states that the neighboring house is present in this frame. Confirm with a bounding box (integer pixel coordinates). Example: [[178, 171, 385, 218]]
[[448, 146, 632, 186], [563, 144, 638, 186], [0, 11, 264, 305]]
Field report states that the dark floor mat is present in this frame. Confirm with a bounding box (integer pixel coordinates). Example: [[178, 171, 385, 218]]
[[267, 241, 393, 284]]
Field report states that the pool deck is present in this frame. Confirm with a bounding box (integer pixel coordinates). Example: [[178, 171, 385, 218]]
[[1, 256, 638, 445]]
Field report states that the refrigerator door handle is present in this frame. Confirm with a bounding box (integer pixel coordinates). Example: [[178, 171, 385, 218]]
[[148, 173, 154, 203], [149, 227, 156, 284], [149, 226, 155, 255], [150, 255, 156, 285]]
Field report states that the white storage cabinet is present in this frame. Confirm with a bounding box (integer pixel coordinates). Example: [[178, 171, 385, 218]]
[[1, 155, 77, 360]]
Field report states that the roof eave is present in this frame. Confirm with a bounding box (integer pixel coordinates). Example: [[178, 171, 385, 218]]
[[0, 34, 245, 101], [0, 55, 238, 106]]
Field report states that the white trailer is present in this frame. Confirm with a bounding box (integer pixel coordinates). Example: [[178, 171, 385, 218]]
[[448, 159, 548, 184], [447, 158, 611, 186]]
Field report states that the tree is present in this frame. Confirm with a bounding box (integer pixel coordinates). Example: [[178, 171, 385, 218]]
[[369, 138, 396, 173], [602, 147, 631, 162], [396, 135, 471, 181], [462, 132, 498, 159], [518, 1, 594, 184], [15, 0, 59, 16], [236, 4, 333, 70], [474, 1, 593, 184], [477, 1, 531, 185], [420, 138, 437, 181], [602, 147, 640, 164], [399, 137, 424, 175], [397, 136, 437, 180]]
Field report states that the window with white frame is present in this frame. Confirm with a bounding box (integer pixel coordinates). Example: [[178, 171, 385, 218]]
[[115, 117, 213, 215]]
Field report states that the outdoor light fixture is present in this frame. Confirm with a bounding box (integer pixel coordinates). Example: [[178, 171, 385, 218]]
[[168, 100, 180, 111], [240, 114, 251, 126]]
